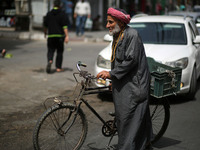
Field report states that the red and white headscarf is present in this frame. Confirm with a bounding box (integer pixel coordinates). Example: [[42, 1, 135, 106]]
[[107, 7, 131, 24]]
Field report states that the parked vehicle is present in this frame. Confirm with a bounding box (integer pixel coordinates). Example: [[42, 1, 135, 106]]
[[94, 15, 200, 99], [194, 5, 200, 12], [167, 11, 200, 24]]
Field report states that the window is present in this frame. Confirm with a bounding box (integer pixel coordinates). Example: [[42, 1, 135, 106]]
[[129, 22, 187, 45], [189, 20, 199, 36]]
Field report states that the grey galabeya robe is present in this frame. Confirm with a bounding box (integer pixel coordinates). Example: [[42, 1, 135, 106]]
[[110, 26, 152, 150]]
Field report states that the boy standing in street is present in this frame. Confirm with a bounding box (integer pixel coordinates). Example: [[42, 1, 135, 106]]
[[44, 0, 69, 73]]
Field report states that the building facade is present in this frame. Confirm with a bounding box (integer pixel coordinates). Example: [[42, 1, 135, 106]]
[[0, 0, 199, 31]]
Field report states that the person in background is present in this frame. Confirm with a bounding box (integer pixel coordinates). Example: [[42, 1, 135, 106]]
[[167, 0, 176, 12], [43, 0, 69, 73], [92, 15, 101, 31], [97, 7, 152, 150], [180, 4, 186, 11], [0, 49, 6, 58], [156, 0, 162, 15], [62, 0, 74, 29], [74, 0, 91, 36]]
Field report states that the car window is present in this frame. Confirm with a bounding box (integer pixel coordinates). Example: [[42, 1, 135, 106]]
[[188, 24, 195, 41], [189, 20, 199, 36], [194, 6, 200, 12], [129, 22, 187, 45]]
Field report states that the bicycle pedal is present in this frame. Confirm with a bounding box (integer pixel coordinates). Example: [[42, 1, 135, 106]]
[[109, 112, 115, 117]]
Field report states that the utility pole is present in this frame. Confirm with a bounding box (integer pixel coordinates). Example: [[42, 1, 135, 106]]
[[28, 0, 33, 39]]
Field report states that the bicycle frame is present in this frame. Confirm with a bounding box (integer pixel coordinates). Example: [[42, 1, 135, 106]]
[[33, 62, 170, 150], [83, 86, 112, 127], [73, 71, 114, 130]]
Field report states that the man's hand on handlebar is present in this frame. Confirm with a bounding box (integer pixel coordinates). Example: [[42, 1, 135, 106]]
[[96, 71, 111, 80]]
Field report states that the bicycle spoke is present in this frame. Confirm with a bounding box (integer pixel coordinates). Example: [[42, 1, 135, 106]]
[[150, 99, 170, 143], [34, 105, 88, 150]]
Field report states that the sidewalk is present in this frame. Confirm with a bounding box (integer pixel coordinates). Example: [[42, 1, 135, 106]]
[[0, 29, 108, 42]]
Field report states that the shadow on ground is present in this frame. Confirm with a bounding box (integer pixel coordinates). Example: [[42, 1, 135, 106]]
[[32, 67, 73, 74], [153, 136, 181, 149]]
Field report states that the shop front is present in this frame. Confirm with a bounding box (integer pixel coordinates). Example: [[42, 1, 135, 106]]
[[0, 0, 16, 31], [0, 0, 30, 31]]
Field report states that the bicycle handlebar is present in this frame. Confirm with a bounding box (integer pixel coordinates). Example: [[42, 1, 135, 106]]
[[75, 61, 110, 87], [76, 61, 95, 79], [77, 61, 87, 72]]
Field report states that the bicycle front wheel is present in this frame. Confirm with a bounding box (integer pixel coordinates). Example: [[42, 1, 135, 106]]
[[33, 103, 88, 150], [150, 98, 170, 144]]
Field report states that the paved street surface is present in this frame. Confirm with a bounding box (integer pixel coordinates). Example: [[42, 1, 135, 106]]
[[0, 38, 116, 150], [0, 36, 200, 150]]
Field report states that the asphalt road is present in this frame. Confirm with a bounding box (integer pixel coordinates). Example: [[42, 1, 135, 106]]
[[0, 38, 200, 150], [0, 38, 113, 150]]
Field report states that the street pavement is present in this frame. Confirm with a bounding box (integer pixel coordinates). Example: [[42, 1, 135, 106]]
[[0, 38, 113, 150]]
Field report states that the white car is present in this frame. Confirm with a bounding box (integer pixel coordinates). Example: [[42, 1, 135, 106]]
[[167, 11, 200, 24], [194, 5, 200, 12], [94, 15, 200, 99]]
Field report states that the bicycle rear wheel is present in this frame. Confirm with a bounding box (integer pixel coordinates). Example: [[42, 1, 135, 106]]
[[33, 103, 88, 150], [150, 98, 170, 144]]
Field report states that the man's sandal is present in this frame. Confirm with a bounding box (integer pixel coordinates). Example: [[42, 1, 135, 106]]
[[46, 62, 52, 73], [56, 68, 64, 72]]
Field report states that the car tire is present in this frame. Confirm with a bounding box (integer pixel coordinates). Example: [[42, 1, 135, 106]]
[[187, 67, 197, 100]]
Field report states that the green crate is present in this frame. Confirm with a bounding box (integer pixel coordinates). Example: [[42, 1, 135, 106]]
[[147, 57, 182, 98]]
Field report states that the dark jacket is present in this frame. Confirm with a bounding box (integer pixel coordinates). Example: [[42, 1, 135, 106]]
[[43, 8, 69, 36]]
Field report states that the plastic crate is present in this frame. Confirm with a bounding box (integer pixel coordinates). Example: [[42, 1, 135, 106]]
[[147, 57, 182, 98]]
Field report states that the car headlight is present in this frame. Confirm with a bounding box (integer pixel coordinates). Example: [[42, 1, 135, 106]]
[[165, 57, 188, 69], [97, 55, 111, 69]]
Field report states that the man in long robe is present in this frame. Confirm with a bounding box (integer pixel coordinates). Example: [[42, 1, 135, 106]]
[[97, 8, 152, 150]]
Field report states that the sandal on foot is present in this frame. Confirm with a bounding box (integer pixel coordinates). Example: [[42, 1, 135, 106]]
[[1, 49, 6, 58], [56, 68, 64, 72], [46, 62, 52, 73]]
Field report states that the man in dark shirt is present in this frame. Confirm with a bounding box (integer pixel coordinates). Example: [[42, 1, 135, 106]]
[[43, 0, 69, 73]]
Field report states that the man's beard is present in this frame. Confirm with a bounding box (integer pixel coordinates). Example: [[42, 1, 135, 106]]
[[108, 23, 121, 36]]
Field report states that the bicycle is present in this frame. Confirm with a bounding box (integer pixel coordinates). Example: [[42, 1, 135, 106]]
[[33, 61, 170, 150]]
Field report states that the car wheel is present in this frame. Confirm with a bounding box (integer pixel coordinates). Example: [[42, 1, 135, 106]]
[[187, 67, 197, 100]]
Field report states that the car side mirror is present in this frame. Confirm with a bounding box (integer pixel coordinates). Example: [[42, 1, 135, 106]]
[[193, 35, 200, 44], [104, 34, 113, 42]]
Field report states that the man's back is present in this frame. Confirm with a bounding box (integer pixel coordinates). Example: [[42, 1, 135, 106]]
[[44, 9, 68, 35]]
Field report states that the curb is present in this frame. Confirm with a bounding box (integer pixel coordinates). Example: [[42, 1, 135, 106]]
[[0, 31, 45, 40], [0, 31, 106, 42]]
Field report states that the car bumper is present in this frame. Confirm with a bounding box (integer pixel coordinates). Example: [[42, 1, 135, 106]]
[[178, 68, 191, 94]]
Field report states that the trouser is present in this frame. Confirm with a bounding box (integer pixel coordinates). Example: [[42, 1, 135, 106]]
[[47, 37, 64, 69], [75, 15, 87, 36]]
